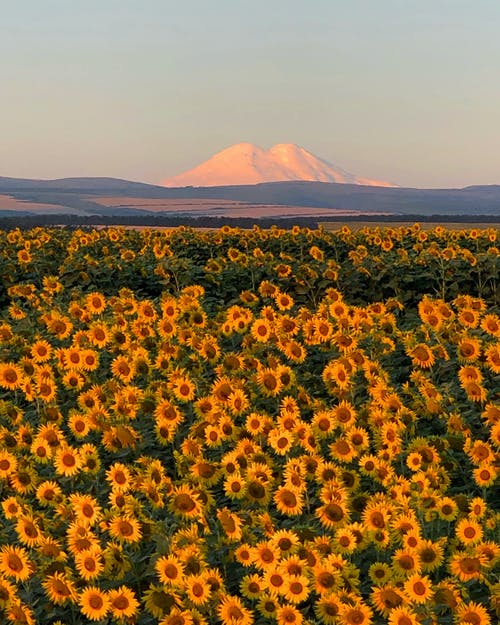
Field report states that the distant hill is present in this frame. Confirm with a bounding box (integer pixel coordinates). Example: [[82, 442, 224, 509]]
[[1, 176, 500, 218], [161, 143, 396, 188]]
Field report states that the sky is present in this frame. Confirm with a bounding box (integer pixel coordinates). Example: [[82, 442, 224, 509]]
[[2, 0, 500, 188]]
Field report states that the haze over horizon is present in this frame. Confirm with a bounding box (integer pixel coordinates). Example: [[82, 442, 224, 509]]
[[3, 1, 500, 189]]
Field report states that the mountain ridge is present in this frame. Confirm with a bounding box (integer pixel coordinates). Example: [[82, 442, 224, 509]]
[[161, 143, 397, 188]]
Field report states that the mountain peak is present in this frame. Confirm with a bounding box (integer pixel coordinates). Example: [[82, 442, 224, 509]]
[[161, 143, 396, 188]]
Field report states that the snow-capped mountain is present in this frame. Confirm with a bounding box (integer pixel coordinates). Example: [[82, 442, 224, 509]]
[[161, 143, 396, 187]]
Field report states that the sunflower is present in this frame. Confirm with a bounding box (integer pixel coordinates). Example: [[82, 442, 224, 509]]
[[473, 464, 497, 487], [85, 291, 107, 315], [485, 344, 500, 373], [185, 573, 212, 606], [417, 539, 445, 572], [466, 438, 491, 467], [110, 356, 136, 383], [276, 604, 303, 625], [240, 574, 264, 600], [70, 493, 102, 526], [67, 412, 92, 439], [54, 445, 81, 477], [250, 318, 273, 343], [457, 337, 481, 362], [391, 550, 421, 578], [15, 515, 43, 547], [170, 485, 203, 519], [402, 573, 433, 605], [106, 462, 133, 492], [217, 509, 243, 541], [463, 381, 487, 402], [31, 339, 52, 362], [458, 308, 480, 329], [387, 606, 420, 625], [62, 371, 86, 391], [108, 585, 140, 619], [334, 527, 358, 554], [75, 546, 105, 581], [256, 368, 282, 397], [0, 451, 17, 478], [449, 552, 486, 581], [408, 344, 435, 369], [269, 529, 300, 555], [0, 545, 32, 581], [456, 518, 484, 546], [0, 576, 18, 608], [436, 497, 458, 521], [5, 601, 35, 625], [281, 340, 307, 363], [313, 565, 340, 595], [224, 474, 246, 499], [66, 522, 99, 555], [322, 360, 351, 390], [330, 437, 358, 463], [338, 603, 373, 625], [47, 314, 73, 340], [81, 349, 99, 371], [0, 363, 24, 390], [87, 322, 110, 347], [159, 607, 194, 625], [35, 377, 57, 403], [371, 584, 404, 616], [170, 375, 196, 402], [2, 496, 23, 520], [267, 428, 294, 456], [143, 585, 182, 619], [314, 593, 343, 624], [455, 601, 492, 625], [108, 516, 142, 543], [252, 542, 279, 571], [78, 586, 110, 621], [217, 594, 254, 625], [284, 575, 310, 604]]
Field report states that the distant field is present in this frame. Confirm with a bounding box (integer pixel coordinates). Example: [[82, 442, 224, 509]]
[[320, 220, 500, 230], [92, 196, 387, 218]]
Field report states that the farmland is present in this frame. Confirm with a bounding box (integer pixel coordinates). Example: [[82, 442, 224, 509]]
[[0, 224, 498, 625]]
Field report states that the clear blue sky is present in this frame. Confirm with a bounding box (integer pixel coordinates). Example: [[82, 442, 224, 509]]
[[2, 0, 500, 187]]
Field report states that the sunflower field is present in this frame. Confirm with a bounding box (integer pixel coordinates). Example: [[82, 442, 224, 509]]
[[0, 223, 498, 625]]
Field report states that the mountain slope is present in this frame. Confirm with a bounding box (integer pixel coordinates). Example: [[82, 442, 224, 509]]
[[161, 143, 396, 188]]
